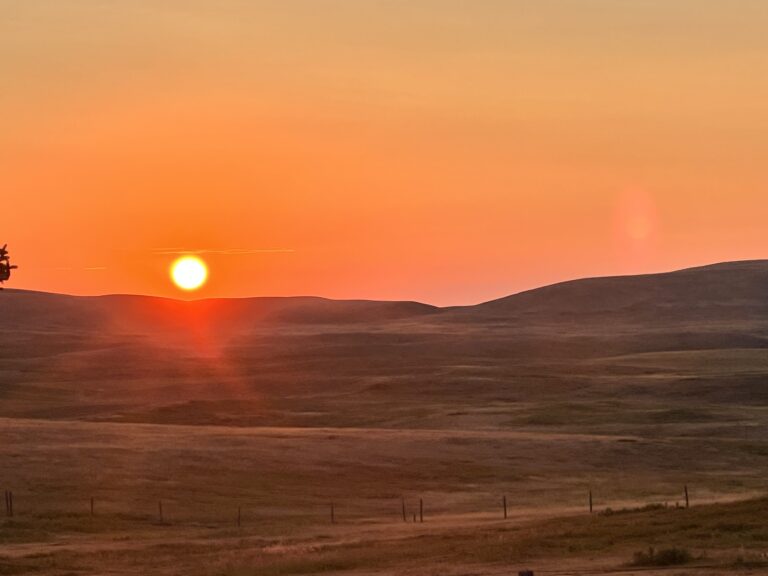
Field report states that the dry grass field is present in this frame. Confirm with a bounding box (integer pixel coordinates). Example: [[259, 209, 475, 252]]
[[3, 416, 768, 575], [3, 261, 768, 574]]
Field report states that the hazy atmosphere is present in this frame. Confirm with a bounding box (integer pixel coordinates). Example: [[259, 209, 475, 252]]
[[4, 2, 768, 576], [4, 1, 768, 303]]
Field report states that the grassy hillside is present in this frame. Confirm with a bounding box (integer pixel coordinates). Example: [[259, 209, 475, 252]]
[[2, 261, 768, 575], [2, 261, 768, 429]]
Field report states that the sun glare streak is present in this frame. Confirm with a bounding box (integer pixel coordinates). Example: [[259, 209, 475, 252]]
[[170, 256, 208, 291]]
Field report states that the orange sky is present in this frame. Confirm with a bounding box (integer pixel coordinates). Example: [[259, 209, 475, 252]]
[[3, 1, 768, 305]]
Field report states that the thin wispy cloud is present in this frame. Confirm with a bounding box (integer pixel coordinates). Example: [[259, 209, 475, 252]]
[[50, 266, 107, 271], [153, 248, 295, 255]]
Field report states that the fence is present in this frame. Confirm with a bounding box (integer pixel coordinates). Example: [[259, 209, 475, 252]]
[[1, 486, 693, 526]]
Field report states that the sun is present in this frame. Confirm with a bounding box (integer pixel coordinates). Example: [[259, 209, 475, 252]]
[[170, 256, 208, 291]]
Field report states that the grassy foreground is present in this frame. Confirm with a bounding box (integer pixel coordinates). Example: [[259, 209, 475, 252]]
[[3, 494, 768, 575]]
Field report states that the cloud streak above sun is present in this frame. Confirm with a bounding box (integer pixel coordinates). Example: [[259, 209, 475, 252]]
[[50, 266, 108, 271], [153, 248, 295, 256]]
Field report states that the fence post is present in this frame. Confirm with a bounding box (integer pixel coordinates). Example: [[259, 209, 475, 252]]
[[589, 489, 593, 514], [503, 495, 508, 519], [684, 485, 689, 509], [401, 498, 406, 522]]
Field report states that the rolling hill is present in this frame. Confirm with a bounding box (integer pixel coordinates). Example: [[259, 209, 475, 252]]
[[2, 260, 768, 426], [455, 259, 768, 322]]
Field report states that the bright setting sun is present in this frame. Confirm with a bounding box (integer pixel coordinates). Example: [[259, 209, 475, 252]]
[[170, 256, 208, 291]]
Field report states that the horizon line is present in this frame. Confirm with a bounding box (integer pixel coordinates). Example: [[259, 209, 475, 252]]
[[5, 257, 765, 308]]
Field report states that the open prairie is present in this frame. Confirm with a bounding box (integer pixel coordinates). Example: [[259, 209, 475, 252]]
[[6, 0, 768, 570], [3, 261, 768, 574]]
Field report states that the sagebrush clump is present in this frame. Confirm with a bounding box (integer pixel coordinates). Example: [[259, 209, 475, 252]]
[[632, 547, 692, 566]]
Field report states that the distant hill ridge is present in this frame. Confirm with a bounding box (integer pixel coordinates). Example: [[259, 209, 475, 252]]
[[464, 259, 768, 321], [3, 259, 768, 426], [4, 259, 768, 328], [1, 290, 439, 331]]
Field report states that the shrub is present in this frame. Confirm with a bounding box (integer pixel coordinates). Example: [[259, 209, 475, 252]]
[[599, 503, 667, 517], [632, 547, 692, 566]]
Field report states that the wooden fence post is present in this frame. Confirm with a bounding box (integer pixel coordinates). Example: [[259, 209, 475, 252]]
[[401, 498, 406, 522], [503, 495, 508, 519], [684, 485, 689, 509]]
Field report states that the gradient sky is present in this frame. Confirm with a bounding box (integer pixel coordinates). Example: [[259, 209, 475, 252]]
[[3, 0, 768, 305]]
